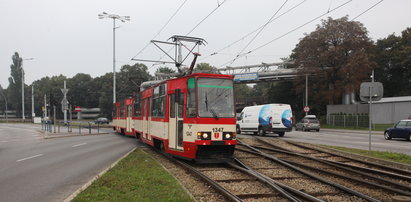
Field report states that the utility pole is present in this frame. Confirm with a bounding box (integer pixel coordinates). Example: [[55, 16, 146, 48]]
[[31, 86, 34, 118], [61, 80, 69, 124], [305, 74, 308, 116], [368, 69, 374, 151], [44, 94, 47, 119], [98, 12, 130, 104]]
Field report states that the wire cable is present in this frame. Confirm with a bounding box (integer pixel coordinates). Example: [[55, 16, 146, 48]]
[[219, 0, 353, 67], [236, 0, 288, 57], [200, 0, 306, 62], [352, 0, 384, 20], [130, 0, 189, 60], [186, 0, 228, 35]]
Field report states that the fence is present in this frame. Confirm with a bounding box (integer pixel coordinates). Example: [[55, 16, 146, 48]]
[[41, 120, 103, 134], [327, 114, 369, 128]]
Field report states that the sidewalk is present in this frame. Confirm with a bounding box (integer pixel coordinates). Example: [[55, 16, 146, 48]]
[[320, 128, 382, 135]]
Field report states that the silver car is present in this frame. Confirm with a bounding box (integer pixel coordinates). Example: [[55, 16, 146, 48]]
[[295, 115, 320, 132]]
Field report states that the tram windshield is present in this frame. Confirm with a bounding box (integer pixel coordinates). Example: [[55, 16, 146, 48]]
[[197, 78, 235, 118]]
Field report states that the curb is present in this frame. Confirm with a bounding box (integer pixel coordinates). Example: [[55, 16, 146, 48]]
[[321, 128, 382, 135], [63, 147, 137, 202]]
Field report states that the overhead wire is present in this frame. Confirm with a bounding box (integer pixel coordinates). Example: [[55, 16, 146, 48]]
[[352, 0, 384, 20], [130, 0, 189, 61], [152, 0, 229, 68], [200, 0, 307, 62], [236, 0, 289, 59], [219, 0, 353, 68]]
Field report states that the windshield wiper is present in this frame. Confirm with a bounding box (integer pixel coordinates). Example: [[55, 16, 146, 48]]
[[210, 108, 219, 119]]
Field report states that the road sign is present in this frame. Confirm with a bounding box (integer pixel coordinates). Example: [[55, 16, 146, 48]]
[[304, 106, 310, 112], [360, 82, 383, 102], [75, 106, 81, 112]]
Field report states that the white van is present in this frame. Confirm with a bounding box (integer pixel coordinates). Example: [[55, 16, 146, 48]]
[[236, 104, 293, 136]]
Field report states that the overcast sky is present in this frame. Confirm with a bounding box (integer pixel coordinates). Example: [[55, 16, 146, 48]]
[[1, 0, 410, 88]]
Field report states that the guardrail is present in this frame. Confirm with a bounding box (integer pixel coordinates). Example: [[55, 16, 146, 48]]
[[41, 120, 105, 134]]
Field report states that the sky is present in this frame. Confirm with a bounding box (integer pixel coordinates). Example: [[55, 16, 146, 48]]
[[1, 0, 410, 88]]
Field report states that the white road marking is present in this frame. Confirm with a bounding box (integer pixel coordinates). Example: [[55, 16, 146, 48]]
[[16, 154, 44, 162], [72, 143, 87, 148]]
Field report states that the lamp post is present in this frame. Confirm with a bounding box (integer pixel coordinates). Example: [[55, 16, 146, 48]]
[[0, 85, 7, 122], [98, 12, 130, 104], [20, 58, 34, 121]]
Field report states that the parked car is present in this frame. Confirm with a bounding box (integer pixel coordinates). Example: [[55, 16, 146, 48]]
[[95, 117, 110, 124], [295, 115, 320, 132], [384, 120, 411, 141]]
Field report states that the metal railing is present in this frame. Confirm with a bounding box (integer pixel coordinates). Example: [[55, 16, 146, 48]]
[[41, 120, 103, 134], [327, 114, 369, 128]]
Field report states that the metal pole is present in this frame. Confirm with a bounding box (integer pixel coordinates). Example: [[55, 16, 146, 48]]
[[22, 64, 25, 121], [113, 18, 116, 104], [44, 94, 47, 119], [368, 70, 374, 152], [305, 74, 308, 116], [32, 85, 34, 121], [53, 105, 56, 133]]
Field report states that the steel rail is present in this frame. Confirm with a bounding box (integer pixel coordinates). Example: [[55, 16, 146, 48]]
[[231, 158, 324, 202], [253, 138, 411, 191], [237, 140, 380, 202], [286, 140, 411, 176], [161, 154, 242, 202]]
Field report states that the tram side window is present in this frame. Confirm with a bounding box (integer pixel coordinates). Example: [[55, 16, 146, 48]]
[[152, 84, 166, 117], [170, 94, 175, 118], [120, 102, 125, 118], [113, 105, 117, 118], [186, 78, 196, 117], [134, 94, 142, 117]]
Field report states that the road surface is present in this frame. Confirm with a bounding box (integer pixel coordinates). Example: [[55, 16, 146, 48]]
[[0, 123, 140, 202], [238, 128, 411, 155]]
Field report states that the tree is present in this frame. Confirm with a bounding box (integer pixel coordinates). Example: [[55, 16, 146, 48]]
[[7, 52, 23, 116], [116, 63, 152, 100], [194, 63, 220, 74], [291, 16, 375, 110], [375, 27, 411, 97]]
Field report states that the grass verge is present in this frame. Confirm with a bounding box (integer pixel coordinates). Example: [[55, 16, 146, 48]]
[[73, 149, 193, 202], [325, 145, 411, 166]]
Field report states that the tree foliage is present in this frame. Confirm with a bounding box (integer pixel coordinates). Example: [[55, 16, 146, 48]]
[[375, 27, 411, 96], [291, 16, 375, 107], [8, 52, 23, 116]]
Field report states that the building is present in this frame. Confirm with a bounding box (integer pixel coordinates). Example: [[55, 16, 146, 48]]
[[327, 96, 411, 124]]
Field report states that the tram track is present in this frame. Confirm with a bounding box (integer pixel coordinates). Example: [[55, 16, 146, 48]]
[[235, 137, 411, 201], [158, 150, 329, 201]]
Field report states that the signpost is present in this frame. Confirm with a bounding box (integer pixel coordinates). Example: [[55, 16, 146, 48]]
[[303, 106, 310, 113], [360, 70, 383, 152]]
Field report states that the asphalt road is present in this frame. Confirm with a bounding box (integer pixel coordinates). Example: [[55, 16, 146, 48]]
[[239, 128, 411, 155], [0, 123, 141, 202]]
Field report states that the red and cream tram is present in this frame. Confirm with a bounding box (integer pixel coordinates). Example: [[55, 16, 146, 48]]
[[112, 73, 237, 160]]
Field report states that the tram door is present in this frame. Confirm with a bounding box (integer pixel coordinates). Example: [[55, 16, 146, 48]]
[[143, 98, 151, 141], [168, 90, 184, 150], [126, 105, 132, 133]]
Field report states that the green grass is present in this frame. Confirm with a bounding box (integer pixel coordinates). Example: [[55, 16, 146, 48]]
[[321, 124, 393, 132], [73, 149, 193, 202], [325, 145, 411, 166]]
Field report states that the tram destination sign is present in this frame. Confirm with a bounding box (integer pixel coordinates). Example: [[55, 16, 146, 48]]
[[233, 73, 258, 82]]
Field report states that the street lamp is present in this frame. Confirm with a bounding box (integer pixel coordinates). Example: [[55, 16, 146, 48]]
[[98, 12, 130, 104], [0, 85, 8, 122], [20, 58, 34, 121]]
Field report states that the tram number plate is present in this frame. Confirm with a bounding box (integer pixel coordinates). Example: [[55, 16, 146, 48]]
[[212, 128, 224, 132]]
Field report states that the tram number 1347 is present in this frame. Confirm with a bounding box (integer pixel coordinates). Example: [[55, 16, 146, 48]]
[[213, 128, 224, 132]]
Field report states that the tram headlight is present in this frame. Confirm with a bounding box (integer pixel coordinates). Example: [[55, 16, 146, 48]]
[[223, 132, 234, 140], [197, 132, 211, 140]]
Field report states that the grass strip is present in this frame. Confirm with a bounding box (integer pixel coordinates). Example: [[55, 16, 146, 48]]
[[73, 149, 193, 202], [325, 145, 411, 166]]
